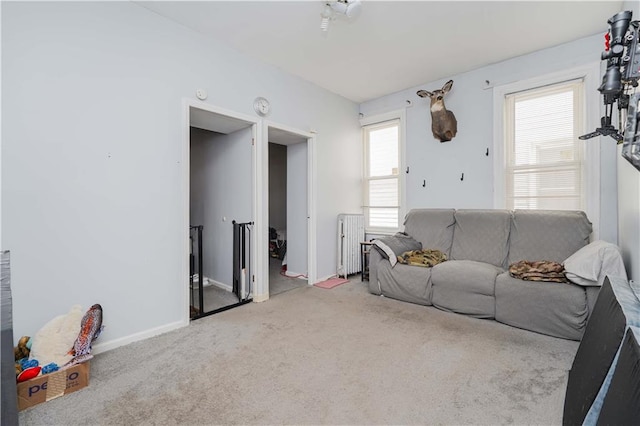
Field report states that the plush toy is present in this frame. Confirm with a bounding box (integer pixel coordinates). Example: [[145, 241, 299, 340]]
[[17, 366, 41, 383], [15, 357, 59, 380], [14, 335, 31, 361], [29, 305, 83, 367], [14, 336, 32, 376], [41, 362, 59, 374], [20, 358, 38, 370], [66, 304, 103, 366]]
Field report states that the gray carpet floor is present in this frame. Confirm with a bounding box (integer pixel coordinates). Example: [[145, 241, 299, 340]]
[[19, 279, 578, 425]]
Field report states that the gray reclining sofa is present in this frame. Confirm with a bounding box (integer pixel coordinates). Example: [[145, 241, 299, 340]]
[[368, 209, 599, 340]]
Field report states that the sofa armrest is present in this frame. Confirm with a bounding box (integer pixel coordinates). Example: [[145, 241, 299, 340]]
[[585, 286, 601, 321], [563, 240, 628, 286], [368, 248, 383, 295]]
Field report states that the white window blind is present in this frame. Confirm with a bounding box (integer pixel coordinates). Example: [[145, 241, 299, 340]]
[[504, 80, 584, 210], [364, 120, 399, 230]]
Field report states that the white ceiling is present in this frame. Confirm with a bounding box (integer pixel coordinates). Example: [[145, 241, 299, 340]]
[[138, 1, 623, 103]]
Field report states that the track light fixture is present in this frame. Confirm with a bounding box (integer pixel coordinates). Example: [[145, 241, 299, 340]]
[[320, 0, 362, 33]]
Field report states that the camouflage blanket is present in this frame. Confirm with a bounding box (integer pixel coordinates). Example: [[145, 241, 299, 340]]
[[508, 260, 568, 283], [397, 249, 447, 268]]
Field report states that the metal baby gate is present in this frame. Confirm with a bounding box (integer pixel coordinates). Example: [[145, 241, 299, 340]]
[[189, 221, 253, 320]]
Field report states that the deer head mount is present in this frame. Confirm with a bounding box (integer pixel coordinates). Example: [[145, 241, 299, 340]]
[[417, 80, 458, 142]]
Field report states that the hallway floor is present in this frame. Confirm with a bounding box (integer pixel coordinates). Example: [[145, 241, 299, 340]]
[[269, 256, 307, 296]]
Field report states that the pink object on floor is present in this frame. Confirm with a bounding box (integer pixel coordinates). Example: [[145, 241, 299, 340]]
[[314, 277, 349, 289]]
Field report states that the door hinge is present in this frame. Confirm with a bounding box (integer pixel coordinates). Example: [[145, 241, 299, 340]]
[[252, 138, 255, 146], [252, 275, 255, 282]]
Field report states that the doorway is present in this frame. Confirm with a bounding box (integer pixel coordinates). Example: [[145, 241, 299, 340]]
[[265, 125, 316, 297], [184, 101, 258, 320]]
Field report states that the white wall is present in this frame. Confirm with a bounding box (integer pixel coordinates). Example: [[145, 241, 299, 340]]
[[360, 32, 618, 243], [286, 142, 308, 276], [190, 127, 253, 288], [2, 2, 361, 347], [617, 0, 640, 282]]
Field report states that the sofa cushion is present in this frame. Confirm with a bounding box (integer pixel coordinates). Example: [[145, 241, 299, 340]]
[[495, 272, 588, 340], [403, 209, 456, 257], [431, 260, 503, 318], [507, 210, 592, 266], [377, 260, 433, 306], [450, 209, 511, 267]]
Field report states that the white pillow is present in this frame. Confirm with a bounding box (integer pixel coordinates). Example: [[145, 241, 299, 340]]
[[372, 233, 422, 268], [373, 240, 398, 267], [563, 240, 627, 286], [564, 272, 597, 287]]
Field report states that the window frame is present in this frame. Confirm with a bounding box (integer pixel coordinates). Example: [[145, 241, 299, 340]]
[[493, 64, 601, 238], [361, 109, 406, 234], [504, 79, 585, 210]]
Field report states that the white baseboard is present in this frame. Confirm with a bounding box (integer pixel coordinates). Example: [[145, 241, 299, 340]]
[[92, 319, 187, 355], [191, 274, 211, 288], [208, 278, 232, 292], [284, 270, 308, 280], [192, 275, 232, 292]]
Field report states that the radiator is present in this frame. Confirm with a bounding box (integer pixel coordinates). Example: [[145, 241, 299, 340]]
[[337, 214, 365, 278]]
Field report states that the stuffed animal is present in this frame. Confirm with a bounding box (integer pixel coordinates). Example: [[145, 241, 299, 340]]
[[14, 336, 32, 376], [14, 335, 31, 361], [65, 304, 103, 366], [29, 305, 83, 367]]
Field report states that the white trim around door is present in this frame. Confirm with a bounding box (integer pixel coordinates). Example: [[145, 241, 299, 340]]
[[181, 98, 260, 323], [255, 121, 317, 302]]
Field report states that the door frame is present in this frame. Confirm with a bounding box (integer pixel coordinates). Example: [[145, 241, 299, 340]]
[[181, 98, 260, 324], [255, 121, 316, 301]]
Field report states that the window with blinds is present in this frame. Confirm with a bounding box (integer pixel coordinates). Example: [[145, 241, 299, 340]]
[[363, 120, 400, 231], [504, 80, 584, 210]]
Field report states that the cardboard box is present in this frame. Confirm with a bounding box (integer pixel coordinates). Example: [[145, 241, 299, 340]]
[[17, 362, 90, 411]]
